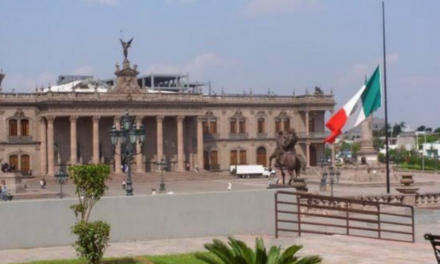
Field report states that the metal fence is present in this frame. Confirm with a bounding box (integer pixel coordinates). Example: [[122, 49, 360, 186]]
[[275, 191, 415, 243]]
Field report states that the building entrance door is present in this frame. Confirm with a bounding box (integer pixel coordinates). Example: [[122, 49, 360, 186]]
[[257, 147, 267, 166], [9, 155, 18, 172], [203, 151, 209, 170], [21, 155, 30, 173]]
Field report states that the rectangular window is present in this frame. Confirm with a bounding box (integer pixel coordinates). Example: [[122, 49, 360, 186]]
[[284, 119, 290, 131], [203, 120, 209, 134], [21, 120, 30, 136], [239, 150, 247, 165], [239, 120, 246, 133], [230, 119, 237, 134], [9, 120, 18, 136], [275, 120, 281, 133], [210, 121, 217, 134], [257, 119, 265, 133]]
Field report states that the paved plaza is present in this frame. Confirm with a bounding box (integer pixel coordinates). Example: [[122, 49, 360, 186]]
[[15, 170, 440, 199], [0, 234, 435, 264]]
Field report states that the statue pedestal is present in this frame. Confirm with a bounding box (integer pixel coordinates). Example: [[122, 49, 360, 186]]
[[0, 172, 25, 194]]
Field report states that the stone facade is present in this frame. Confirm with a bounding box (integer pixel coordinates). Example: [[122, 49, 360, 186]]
[[0, 92, 334, 176], [0, 51, 334, 176]]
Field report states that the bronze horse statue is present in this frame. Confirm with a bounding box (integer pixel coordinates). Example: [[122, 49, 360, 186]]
[[269, 151, 305, 185]]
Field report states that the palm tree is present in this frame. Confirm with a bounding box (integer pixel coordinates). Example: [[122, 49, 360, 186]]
[[195, 237, 322, 264]]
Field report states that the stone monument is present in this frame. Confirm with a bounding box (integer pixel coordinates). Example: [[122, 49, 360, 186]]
[[110, 38, 143, 94], [357, 115, 378, 164], [0, 69, 5, 93]]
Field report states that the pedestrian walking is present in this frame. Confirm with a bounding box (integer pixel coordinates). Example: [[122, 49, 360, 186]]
[[195, 163, 199, 173], [122, 180, 126, 189], [228, 182, 232, 191], [40, 179, 44, 189]]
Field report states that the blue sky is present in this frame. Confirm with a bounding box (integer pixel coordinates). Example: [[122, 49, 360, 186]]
[[0, 0, 439, 129]]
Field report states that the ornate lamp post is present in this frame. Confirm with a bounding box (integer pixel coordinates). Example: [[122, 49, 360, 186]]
[[55, 167, 68, 199], [157, 158, 167, 191], [109, 110, 146, 196]]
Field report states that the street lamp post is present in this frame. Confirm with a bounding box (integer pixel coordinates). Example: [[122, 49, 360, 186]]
[[157, 158, 167, 191], [109, 110, 146, 196], [328, 166, 336, 197], [55, 167, 68, 199], [318, 157, 328, 191]]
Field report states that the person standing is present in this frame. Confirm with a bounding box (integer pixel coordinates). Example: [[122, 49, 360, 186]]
[[39, 179, 44, 189], [1, 181, 7, 201]]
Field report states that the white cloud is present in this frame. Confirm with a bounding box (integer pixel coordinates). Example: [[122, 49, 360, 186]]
[[83, 0, 119, 6], [245, 0, 323, 17], [145, 53, 235, 80], [2, 72, 57, 93], [73, 65, 94, 76]]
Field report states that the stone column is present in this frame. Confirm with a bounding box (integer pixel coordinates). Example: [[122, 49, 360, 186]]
[[114, 116, 122, 173], [47, 116, 55, 176], [39, 118, 47, 175], [92, 116, 100, 164], [70, 116, 78, 165], [306, 142, 310, 167], [305, 111, 310, 136], [177, 115, 185, 172], [156, 116, 164, 162], [135, 116, 144, 173], [197, 116, 204, 170]]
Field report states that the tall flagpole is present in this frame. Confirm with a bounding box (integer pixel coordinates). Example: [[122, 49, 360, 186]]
[[382, 1, 390, 194]]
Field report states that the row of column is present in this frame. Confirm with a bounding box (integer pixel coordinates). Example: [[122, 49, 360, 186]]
[[39, 115, 204, 176]]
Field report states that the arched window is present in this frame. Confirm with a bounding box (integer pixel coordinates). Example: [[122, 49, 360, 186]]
[[257, 118, 265, 133], [21, 119, 30, 136], [257, 147, 267, 166], [9, 155, 18, 172], [230, 150, 238, 165], [21, 155, 30, 173], [239, 150, 247, 165], [9, 120, 18, 136]]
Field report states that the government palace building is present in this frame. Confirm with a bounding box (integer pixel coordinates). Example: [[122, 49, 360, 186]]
[[0, 44, 335, 177]]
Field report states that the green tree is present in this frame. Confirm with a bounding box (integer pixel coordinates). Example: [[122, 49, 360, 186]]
[[69, 164, 111, 264], [434, 127, 440, 133], [416, 125, 426, 132], [195, 237, 322, 264]]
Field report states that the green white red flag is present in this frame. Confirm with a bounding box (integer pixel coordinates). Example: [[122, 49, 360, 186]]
[[324, 65, 382, 143]]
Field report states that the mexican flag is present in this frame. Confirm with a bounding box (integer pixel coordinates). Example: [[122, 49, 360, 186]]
[[324, 65, 382, 143]]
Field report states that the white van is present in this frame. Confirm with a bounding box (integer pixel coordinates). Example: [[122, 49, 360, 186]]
[[230, 165, 275, 178]]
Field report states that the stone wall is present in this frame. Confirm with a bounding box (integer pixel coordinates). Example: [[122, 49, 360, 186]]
[[0, 190, 276, 250]]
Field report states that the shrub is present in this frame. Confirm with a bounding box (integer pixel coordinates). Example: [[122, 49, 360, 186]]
[[195, 237, 322, 264], [72, 221, 111, 264], [69, 164, 111, 264]]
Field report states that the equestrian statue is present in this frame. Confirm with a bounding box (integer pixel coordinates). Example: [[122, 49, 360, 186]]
[[269, 128, 305, 184]]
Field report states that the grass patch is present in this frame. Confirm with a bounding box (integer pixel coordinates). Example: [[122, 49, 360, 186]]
[[14, 253, 212, 264], [145, 252, 211, 264]]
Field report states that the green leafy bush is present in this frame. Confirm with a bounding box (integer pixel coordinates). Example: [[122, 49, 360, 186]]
[[69, 164, 112, 264], [72, 221, 111, 264], [195, 237, 322, 264]]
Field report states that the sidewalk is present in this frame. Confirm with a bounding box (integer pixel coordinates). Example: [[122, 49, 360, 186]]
[[0, 234, 434, 264]]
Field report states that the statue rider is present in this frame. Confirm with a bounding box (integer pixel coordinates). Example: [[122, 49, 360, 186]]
[[273, 128, 298, 166], [282, 128, 298, 154]]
